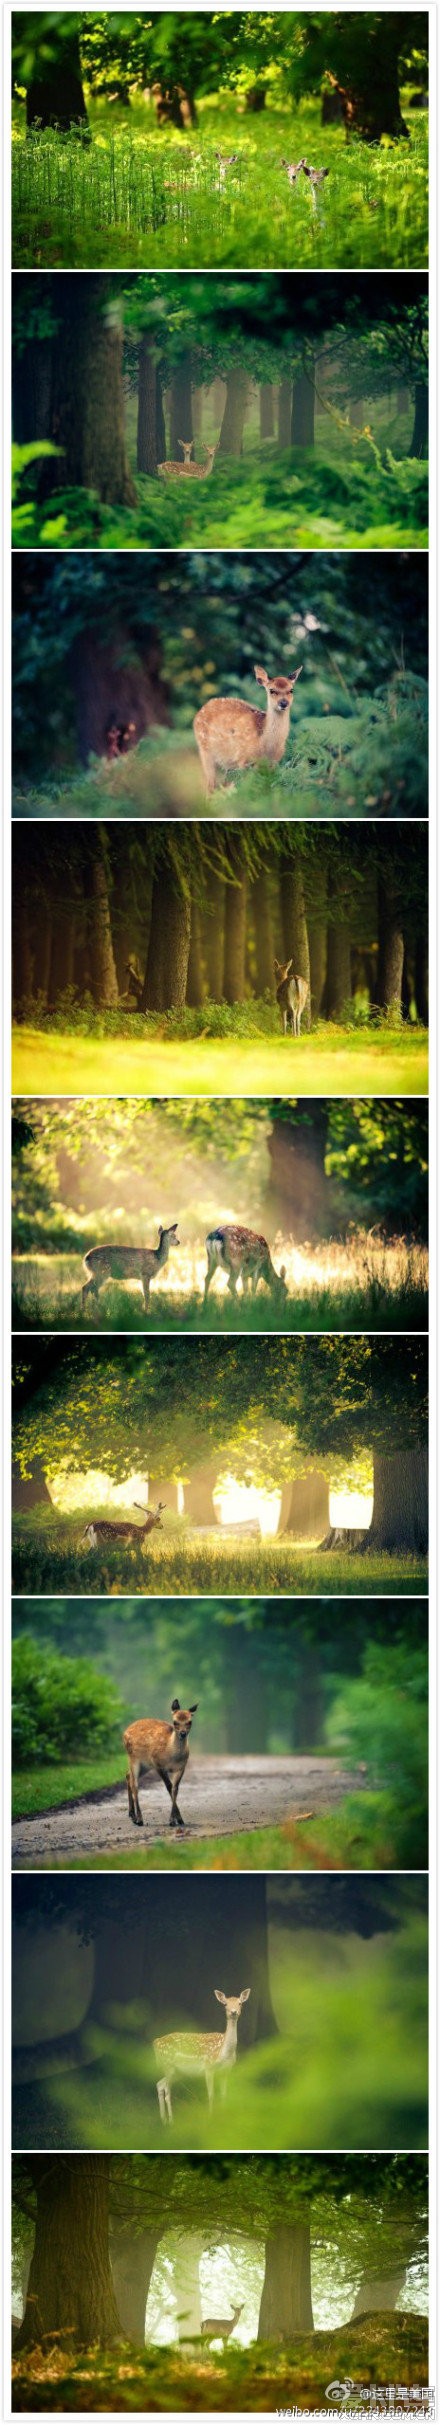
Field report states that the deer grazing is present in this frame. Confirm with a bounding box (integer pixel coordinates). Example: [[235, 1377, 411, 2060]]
[[158, 443, 217, 480], [201, 2303, 243, 2344], [275, 958, 309, 1037], [204, 1223, 287, 1300], [81, 1223, 179, 1310], [124, 1697, 198, 1830], [154, 1987, 251, 2123], [81, 1502, 165, 1550], [193, 663, 302, 797]]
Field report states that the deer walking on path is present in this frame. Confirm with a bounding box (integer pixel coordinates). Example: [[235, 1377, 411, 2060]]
[[275, 958, 309, 1037], [200, 2303, 244, 2344], [81, 1223, 179, 1310], [204, 1223, 287, 1300], [154, 1988, 251, 2123], [124, 1697, 198, 1830], [193, 663, 302, 796], [81, 1502, 165, 1550]]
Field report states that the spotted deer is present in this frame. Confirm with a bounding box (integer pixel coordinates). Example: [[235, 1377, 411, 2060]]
[[124, 1697, 198, 1830], [275, 957, 309, 1037], [158, 440, 195, 476], [193, 664, 302, 797], [201, 2303, 243, 2344], [81, 1223, 179, 1310], [154, 1988, 251, 2123], [159, 443, 217, 480], [81, 1502, 165, 1549], [204, 1223, 287, 1300], [215, 149, 239, 183], [175, 443, 218, 478]]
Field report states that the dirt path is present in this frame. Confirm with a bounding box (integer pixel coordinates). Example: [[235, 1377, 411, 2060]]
[[11, 1755, 362, 1866]]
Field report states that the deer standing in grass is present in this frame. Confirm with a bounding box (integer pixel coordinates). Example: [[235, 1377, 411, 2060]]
[[81, 1223, 179, 1310], [81, 1502, 165, 1549], [124, 1697, 198, 1830], [154, 1988, 251, 2122], [194, 663, 302, 797], [204, 1223, 287, 1300], [275, 958, 309, 1037], [201, 2303, 244, 2344], [158, 443, 217, 479]]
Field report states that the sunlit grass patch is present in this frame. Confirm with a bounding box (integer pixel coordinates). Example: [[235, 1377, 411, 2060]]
[[12, 1231, 428, 1335], [12, 1021, 429, 1102], [11, 1515, 427, 1599]]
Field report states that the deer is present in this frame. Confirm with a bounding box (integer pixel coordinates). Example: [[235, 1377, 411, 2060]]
[[173, 442, 218, 479], [200, 2303, 244, 2344], [193, 663, 302, 797], [215, 150, 239, 183], [81, 1223, 180, 1310], [274, 957, 309, 1037], [158, 440, 195, 477], [204, 1223, 287, 1300], [81, 1502, 165, 1550], [281, 156, 308, 184], [154, 1987, 251, 2123], [124, 1697, 198, 1830], [158, 442, 217, 480]]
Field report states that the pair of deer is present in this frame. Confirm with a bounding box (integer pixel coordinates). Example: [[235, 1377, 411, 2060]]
[[159, 438, 217, 479], [81, 1219, 289, 1312]]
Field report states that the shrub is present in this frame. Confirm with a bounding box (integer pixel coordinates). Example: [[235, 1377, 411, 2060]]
[[12, 1634, 122, 1764]]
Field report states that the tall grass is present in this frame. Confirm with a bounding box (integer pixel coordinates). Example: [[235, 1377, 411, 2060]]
[[12, 1233, 428, 1336], [12, 1018, 429, 1102], [12, 444, 428, 554], [11, 1514, 427, 1599]]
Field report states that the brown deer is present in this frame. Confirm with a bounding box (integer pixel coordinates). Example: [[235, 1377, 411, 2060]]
[[193, 663, 302, 797], [81, 1223, 179, 1310], [154, 1988, 251, 2123], [81, 1502, 165, 1549], [124, 1696, 198, 1830], [281, 156, 307, 184], [215, 150, 239, 183], [204, 1223, 287, 1300], [175, 443, 218, 478], [158, 443, 217, 480], [274, 957, 309, 1037], [200, 2303, 243, 2344], [158, 440, 195, 477]]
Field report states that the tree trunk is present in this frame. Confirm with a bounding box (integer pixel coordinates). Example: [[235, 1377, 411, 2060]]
[[12, 1459, 52, 1514], [170, 358, 193, 458], [142, 870, 166, 1010], [142, 869, 191, 1012], [183, 1464, 220, 1525], [258, 2222, 313, 2340], [51, 273, 136, 506], [280, 863, 311, 1028], [86, 836, 119, 1008], [291, 1628, 326, 1752], [278, 380, 292, 448], [325, 871, 352, 1019], [343, 24, 410, 138], [138, 1877, 278, 2043], [376, 876, 403, 1019], [12, 898, 33, 1005], [47, 909, 76, 1006], [137, 336, 160, 475], [111, 2229, 159, 2344], [219, 370, 250, 457], [223, 876, 247, 1003], [73, 627, 169, 765], [26, 28, 88, 132], [204, 874, 225, 997], [367, 1447, 428, 1555], [15, 2156, 120, 2351], [260, 385, 275, 439], [280, 1472, 330, 1544], [410, 383, 428, 457], [266, 1105, 330, 1239], [291, 366, 315, 449], [33, 906, 53, 1002], [173, 2232, 204, 2340], [415, 933, 428, 1024], [186, 904, 205, 1006], [308, 868, 328, 1017], [222, 1630, 268, 1754], [252, 870, 274, 993], [351, 2266, 408, 2319]]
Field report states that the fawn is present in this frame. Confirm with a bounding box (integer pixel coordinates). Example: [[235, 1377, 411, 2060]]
[[274, 958, 309, 1037], [204, 1223, 287, 1299], [201, 2303, 243, 2344], [193, 663, 302, 796], [158, 440, 194, 476], [124, 1697, 198, 1830], [154, 1988, 251, 2122], [81, 1223, 179, 1310], [81, 1502, 165, 1549], [159, 443, 217, 479], [215, 150, 239, 182]]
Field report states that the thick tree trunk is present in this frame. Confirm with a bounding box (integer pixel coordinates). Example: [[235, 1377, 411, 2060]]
[[260, 385, 275, 439], [186, 904, 205, 1006], [252, 869, 274, 993], [142, 869, 191, 1012], [222, 1630, 268, 1754], [86, 837, 119, 1008], [12, 1459, 52, 1514], [15, 2156, 120, 2351], [308, 868, 328, 1016], [73, 627, 169, 765], [415, 934, 428, 1024], [266, 1106, 329, 1238], [33, 906, 53, 1002], [142, 870, 166, 1009], [170, 358, 194, 458], [47, 908, 76, 1006], [219, 371, 250, 457], [26, 28, 88, 132], [51, 274, 136, 506], [291, 366, 315, 449], [280, 1472, 330, 1544], [325, 872, 352, 1019], [343, 26, 409, 138], [376, 876, 404, 1018], [291, 1628, 326, 1751], [280, 863, 311, 1028], [223, 876, 247, 1003], [184, 1464, 220, 1526], [410, 382, 428, 458], [173, 2232, 204, 2340], [137, 336, 160, 475], [204, 874, 225, 997], [12, 899, 33, 1005], [351, 2266, 408, 2319], [367, 1447, 428, 1555], [278, 379, 292, 448], [111, 2229, 159, 2343], [258, 2223, 313, 2340]]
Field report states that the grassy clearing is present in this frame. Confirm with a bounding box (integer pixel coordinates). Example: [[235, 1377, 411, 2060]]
[[12, 1019, 429, 1102], [11, 1518, 427, 1599], [13, 445, 428, 555], [11, 2313, 429, 2414], [12, 1232, 428, 1337], [11, 96, 428, 271]]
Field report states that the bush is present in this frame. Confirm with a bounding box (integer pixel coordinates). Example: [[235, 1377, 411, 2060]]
[[327, 1639, 428, 1866], [12, 1634, 122, 1764]]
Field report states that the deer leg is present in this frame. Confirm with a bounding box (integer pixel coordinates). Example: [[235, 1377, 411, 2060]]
[[204, 2069, 215, 2106], [141, 1276, 150, 1308], [156, 2077, 171, 2124], [126, 1763, 143, 1826], [195, 736, 217, 798], [227, 1270, 239, 1296], [204, 1255, 215, 1299], [81, 1275, 99, 1310], [159, 1766, 185, 1828]]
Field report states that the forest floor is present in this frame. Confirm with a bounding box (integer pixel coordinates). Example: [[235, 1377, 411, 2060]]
[[11, 1023, 429, 1101], [11, 1752, 363, 1866], [11, 2313, 430, 2412], [11, 1232, 429, 1334], [11, 92, 428, 270], [11, 1521, 428, 1597]]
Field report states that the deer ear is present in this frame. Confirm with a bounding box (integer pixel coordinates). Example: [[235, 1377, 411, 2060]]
[[292, 665, 303, 682], [189, 1703, 198, 1713], [239, 1988, 251, 2004], [254, 664, 268, 685], [170, 1698, 180, 1713], [214, 1989, 227, 2005]]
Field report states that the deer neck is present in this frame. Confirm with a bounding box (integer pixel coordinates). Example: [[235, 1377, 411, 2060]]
[[261, 696, 290, 764], [217, 2012, 238, 2067], [155, 1234, 168, 1268]]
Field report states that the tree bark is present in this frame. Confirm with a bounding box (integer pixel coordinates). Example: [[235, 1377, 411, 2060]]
[[308, 868, 328, 1017], [342, 23, 410, 138], [266, 1106, 330, 1238], [73, 627, 169, 765], [183, 1464, 220, 1526], [219, 370, 250, 457], [170, 358, 194, 458], [12, 1459, 52, 1514], [47, 909, 76, 1006], [85, 836, 119, 1008], [252, 869, 274, 993], [51, 274, 136, 506], [376, 876, 404, 1019], [280, 1472, 330, 1544], [173, 2231, 204, 2340], [367, 1446, 428, 1554], [15, 2156, 120, 2351], [111, 2228, 159, 2343], [291, 365, 315, 449], [325, 871, 352, 1019], [204, 873, 225, 998], [258, 2222, 313, 2340], [142, 869, 191, 1012], [26, 27, 88, 132], [280, 863, 311, 1028], [32, 906, 53, 1002], [278, 380, 292, 448], [410, 382, 428, 458], [260, 385, 275, 439], [12, 898, 33, 1006], [351, 2265, 408, 2318], [223, 876, 247, 1003], [415, 933, 428, 1024], [186, 904, 205, 1006], [137, 336, 160, 475]]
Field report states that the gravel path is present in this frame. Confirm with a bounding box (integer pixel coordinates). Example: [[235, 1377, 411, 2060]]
[[11, 1755, 362, 1867]]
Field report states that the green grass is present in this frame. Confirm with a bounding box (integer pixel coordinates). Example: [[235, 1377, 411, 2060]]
[[11, 2314, 429, 2413], [11, 1271, 428, 1338], [11, 1519, 427, 1599], [11, 1755, 121, 1823], [12, 445, 428, 555], [12, 1017, 429, 1101], [16, 1801, 423, 1874], [11, 93, 428, 270]]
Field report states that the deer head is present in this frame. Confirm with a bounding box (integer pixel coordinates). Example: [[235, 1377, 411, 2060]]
[[170, 1696, 198, 1744], [254, 666, 302, 711]]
